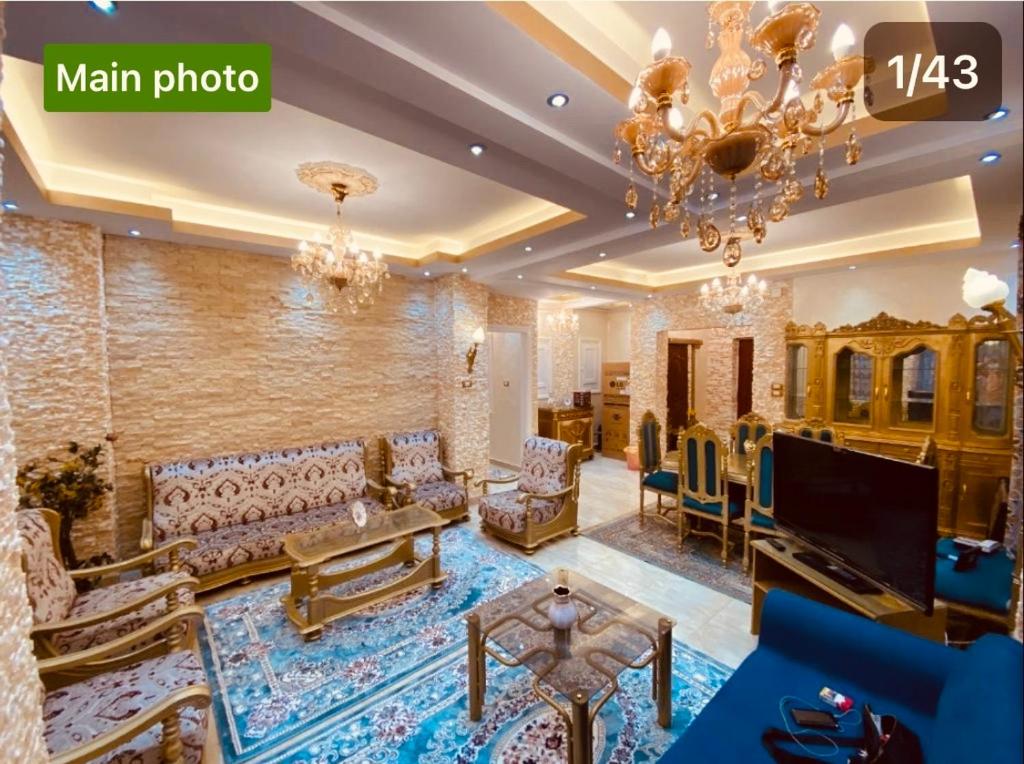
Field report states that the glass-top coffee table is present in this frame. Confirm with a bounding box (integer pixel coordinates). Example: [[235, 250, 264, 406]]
[[465, 568, 674, 764], [281, 504, 446, 641]]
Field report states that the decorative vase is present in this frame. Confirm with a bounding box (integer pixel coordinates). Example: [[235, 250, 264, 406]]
[[548, 585, 577, 658]]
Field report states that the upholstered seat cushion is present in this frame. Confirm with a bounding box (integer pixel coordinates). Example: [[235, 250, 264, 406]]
[[479, 490, 562, 533], [518, 436, 570, 495], [402, 480, 467, 514], [683, 496, 742, 519], [178, 497, 383, 577], [642, 470, 679, 493], [749, 510, 775, 529], [44, 651, 208, 764], [53, 571, 196, 654], [935, 537, 1013, 614], [386, 430, 445, 485]]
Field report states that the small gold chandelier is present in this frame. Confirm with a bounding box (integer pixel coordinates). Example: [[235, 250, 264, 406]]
[[615, 2, 872, 268], [699, 271, 768, 314], [292, 162, 389, 314], [545, 308, 580, 335]]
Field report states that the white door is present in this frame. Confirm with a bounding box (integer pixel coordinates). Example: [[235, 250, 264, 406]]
[[489, 331, 526, 466]]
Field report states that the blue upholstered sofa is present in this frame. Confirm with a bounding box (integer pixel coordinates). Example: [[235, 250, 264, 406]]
[[660, 590, 1023, 763]]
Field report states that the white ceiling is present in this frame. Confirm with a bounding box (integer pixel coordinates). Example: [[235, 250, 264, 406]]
[[1, 0, 1021, 300]]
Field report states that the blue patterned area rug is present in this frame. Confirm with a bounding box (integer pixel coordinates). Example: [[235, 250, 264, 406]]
[[199, 525, 732, 763]]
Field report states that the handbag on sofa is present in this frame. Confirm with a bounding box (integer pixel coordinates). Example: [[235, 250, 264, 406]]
[[763, 704, 924, 764]]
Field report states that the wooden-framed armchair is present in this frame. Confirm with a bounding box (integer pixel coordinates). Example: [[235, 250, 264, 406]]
[[792, 418, 841, 444], [636, 410, 683, 539], [17, 508, 199, 663], [677, 422, 741, 563], [730, 412, 771, 456], [381, 429, 472, 522], [39, 606, 212, 764], [476, 436, 582, 554], [733, 433, 782, 572]]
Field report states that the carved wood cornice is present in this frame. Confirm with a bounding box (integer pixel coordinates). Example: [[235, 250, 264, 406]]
[[786, 310, 1017, 339]]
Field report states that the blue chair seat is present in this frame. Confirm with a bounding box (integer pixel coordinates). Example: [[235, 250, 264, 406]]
[[682, 495, 741, 519], [935, 537, 1013, 614], [642, 470, 679, 493], [749, 510, 774, 529]]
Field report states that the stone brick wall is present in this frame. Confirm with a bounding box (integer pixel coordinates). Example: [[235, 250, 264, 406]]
[[0, 3, 51, 755], [0, 214, 118, 560], [103, 235, 441, 556], [538, 307, 578, 403], [488, 292, 539, 432], [629, 282, 793, 449]]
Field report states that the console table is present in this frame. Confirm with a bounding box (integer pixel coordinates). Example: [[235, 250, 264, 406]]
[[750, 538, 947, 642]]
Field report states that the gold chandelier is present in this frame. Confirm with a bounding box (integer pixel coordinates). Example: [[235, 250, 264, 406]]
[[699, 270, 768, 314], [292, 162, 389, 314], [545, 308, 580, 335], [615, 2, 872, 268]]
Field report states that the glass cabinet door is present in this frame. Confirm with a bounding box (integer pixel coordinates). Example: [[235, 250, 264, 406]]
[[785, 344, 808, 419], [833, 347, 874, 424], [972, 339, 1011, 435], [890, 345, 937, 428]]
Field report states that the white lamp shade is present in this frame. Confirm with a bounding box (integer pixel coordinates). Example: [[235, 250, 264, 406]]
[[830, 23, 855, 59], [962, 267, 1010, 309], [651, 27, 672, 60], [471, 326, 486, 344]]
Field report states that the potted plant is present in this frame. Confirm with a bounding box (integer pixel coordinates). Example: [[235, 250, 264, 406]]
[[17, 441, 114, 569]]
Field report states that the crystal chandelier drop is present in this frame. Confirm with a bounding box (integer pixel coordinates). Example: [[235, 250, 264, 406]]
[[699, 271, 768, 314], [545, 308, 580, 335], [614, 2, 871, 268], [292, 162, 389, 314]]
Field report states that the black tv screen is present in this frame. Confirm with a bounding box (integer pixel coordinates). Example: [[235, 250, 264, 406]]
[[773, 433, 938, 614]]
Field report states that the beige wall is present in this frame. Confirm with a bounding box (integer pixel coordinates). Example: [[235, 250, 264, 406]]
[[605, 307, 631, 362], [0, 5, 51, 755], [0, 215, 117, 560], [793, 250, 1019, 327]]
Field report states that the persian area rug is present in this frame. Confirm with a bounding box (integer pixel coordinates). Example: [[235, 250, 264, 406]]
[[200, 524, 732, 763], [584, 515, 753, 604]]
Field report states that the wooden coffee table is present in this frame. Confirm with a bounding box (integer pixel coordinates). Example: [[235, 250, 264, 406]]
[[281, 504, 447, 641], [465, 568, 674, 764]]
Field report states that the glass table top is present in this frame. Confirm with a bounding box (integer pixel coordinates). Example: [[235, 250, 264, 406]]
[[283, 504, 444, 565], [469, 568, 673, 702]]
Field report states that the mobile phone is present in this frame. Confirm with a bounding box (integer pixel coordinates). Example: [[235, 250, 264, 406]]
[[790, 708, 838, 730]]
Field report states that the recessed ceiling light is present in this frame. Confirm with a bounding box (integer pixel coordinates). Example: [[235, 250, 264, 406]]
[[979, 151, 1001, 164], [2, 200, 18, 210], [986, 107, 1009, 121], [625, 210, 636, 219], [423, 270, 431, 277], [646, 293, 654, 299], [524, 245, 533, 252], [517, 274, 524, 280], [598, 251, 607, 258], [128, 228, 141, 237], [848, 265, 857, 270], [590, 286, 597, 290], [547, 92, 570, 108], [469, 143, 486, 157], [461, 266, 469, 273], [88, 0, 117, 14], [1012, 241, 1021, 249], [736, 215, 747, 222], [708, 192, 719, 201]]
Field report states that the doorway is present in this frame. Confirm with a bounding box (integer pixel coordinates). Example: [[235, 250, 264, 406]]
[[488, 329, 529, 467], [736, 338, 754, 418], [666, 341, 691, 451]]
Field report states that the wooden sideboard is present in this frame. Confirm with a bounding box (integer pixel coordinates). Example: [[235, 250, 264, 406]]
[[785, 311, 1017, 538], [601, 362, 630, 460], [538, 405, 594, 460]]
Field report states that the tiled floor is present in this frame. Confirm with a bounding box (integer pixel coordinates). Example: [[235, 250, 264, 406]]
[[198, 453, 757, 762]]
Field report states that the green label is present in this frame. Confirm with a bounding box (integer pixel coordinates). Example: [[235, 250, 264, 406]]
[[44, 43, 271, 112]]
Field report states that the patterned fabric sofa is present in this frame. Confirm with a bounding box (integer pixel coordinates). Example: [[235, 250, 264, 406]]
[[18, 508, 198, 659], [143, 439, 395, 590], [477, 436, 582, 554], [380, 429, 472, 522]]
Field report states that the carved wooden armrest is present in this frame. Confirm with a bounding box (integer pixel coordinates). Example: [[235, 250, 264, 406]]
[[140, 517, 154, 552], [32, 576, 200, 638], [441, 465, 473, 487], [474, 474, 518, 488], [366, 477, 399, 509], [69, 538, 198, 579], [49, 683, 213, 764], [37, 606, 205, 682], [515, 484, 575, 504], [382, 473, 415, 492]]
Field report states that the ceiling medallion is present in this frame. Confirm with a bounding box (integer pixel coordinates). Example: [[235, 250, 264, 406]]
[[614, 2, 872, 269], [292, 162, 388, 314], [699, 270, 769, 315]]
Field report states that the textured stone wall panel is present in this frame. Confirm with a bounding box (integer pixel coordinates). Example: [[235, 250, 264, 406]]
[[0, 4, 51, 755], [0, 213, 117, 560], [488, 292, 539, 432], [538, 308, 578, 403], [103, 236, 440, 556], [435, 276, 489, 490], [630, 283, 793, 450]]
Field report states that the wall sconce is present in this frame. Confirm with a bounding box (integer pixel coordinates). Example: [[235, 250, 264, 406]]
[[962, 268, 1021, 358], [465, 326, 486, 375]]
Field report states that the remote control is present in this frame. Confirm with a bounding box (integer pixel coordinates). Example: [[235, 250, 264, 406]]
[[767, 538, 786, 551]]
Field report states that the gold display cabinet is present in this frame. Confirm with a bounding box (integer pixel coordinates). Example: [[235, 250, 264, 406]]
[[538, 405, 595, 460], [785, 312, 1017, 538]]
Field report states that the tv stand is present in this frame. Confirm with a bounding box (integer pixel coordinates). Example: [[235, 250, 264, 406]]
[[751, 539, 947, 642], [791, 551, 881, 594]]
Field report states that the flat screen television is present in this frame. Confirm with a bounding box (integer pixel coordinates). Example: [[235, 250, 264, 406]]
[[773, 433, 938, 614]]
